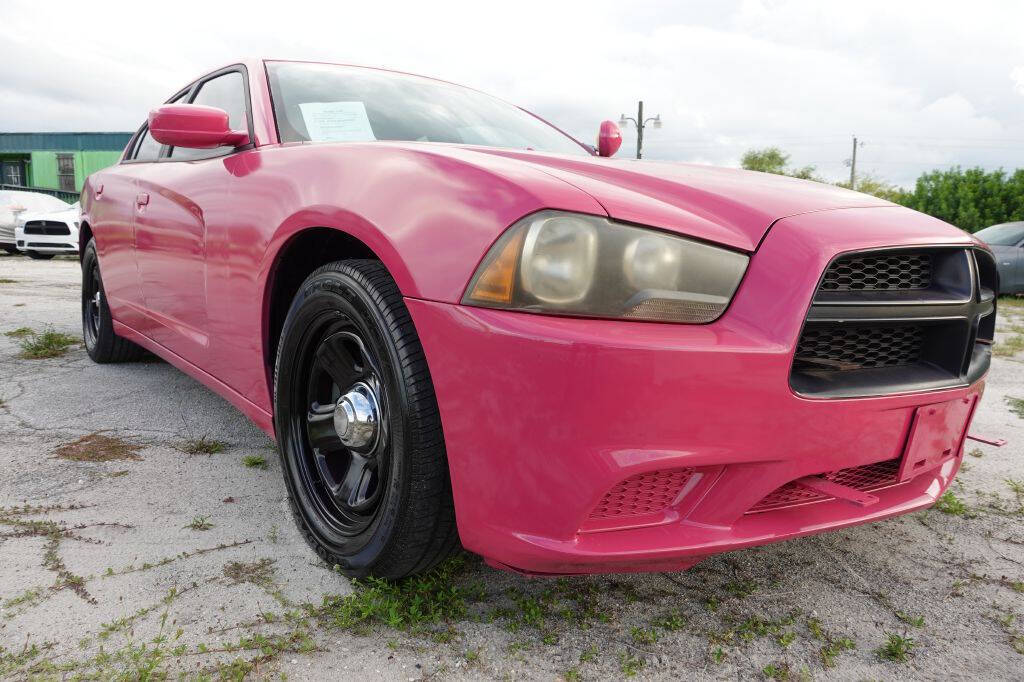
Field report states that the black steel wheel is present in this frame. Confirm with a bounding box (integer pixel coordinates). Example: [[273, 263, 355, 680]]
[[81, 238, 144, 363], [274, 259, 458, 579]]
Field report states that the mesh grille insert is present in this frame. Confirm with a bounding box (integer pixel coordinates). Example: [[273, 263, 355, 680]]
[[24, 221, 71, 236], [746, 459, 901, 514], [795, 325, 922, 371], [589, 468, 695, 519], [821, 253, 932, 291]]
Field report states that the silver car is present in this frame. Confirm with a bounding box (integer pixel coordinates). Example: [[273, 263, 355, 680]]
[[974, 221, 1024, 294]]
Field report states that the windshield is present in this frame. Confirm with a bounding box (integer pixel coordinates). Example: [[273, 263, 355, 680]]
[[974, 222, 1024, 246], [266, 62, 590, 156]]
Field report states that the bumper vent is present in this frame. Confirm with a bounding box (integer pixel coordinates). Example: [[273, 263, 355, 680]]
[[746, 459, 900, 514], [791, 247, 995, 398], [589, 468, 694, 519], [795, 325, 922, 371], [821, 253, 931, 291]]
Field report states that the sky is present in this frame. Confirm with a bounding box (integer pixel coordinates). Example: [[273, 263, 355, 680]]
[[1, 0, 1022, 187]]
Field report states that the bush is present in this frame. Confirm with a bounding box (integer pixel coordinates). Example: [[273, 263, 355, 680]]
[[895, 167, 1024, 232]]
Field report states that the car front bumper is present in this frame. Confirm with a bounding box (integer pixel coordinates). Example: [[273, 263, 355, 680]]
[[16, 235, 79, 254], [407, 207, 986, 575]]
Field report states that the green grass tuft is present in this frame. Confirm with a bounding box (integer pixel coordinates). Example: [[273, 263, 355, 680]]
[[875, 632, 915, 662], [935, 491, 968, 516], [184, 516, 214, 531], [1006, 396, 1024, 419], [618, 651, 644, 677], [319, 555, 468, 632], [181, 437, 226, 455], [242, 455, 268, 469], [17, 329, 78, 359]]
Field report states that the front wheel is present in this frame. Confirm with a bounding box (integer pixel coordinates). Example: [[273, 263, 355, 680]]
[[81, 238, 145, 363], [274, 260, 458, 579]]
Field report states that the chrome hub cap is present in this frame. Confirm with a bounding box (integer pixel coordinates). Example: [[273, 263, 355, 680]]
[[333, 382, 379, 450]]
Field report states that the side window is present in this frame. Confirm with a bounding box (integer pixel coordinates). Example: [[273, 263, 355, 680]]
[[133, 128, 161, 162], [170, 72, 247, 161]]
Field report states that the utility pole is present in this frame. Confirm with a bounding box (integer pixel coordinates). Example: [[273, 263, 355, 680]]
[[619, 102, 662, 159], [636, 101, 644, 160], [849, 135, 858, 189]]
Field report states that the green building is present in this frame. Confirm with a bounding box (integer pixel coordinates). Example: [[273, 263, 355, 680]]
[[0, 132, 132, 200]]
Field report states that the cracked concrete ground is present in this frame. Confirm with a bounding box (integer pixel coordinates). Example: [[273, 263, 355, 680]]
[[1, 252, 1023, 680]]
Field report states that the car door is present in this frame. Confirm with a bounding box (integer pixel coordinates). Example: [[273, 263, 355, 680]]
[[83, 132, 159, 332], [132, 69, 252, 366]]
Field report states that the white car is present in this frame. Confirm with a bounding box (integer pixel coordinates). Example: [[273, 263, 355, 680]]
[[15, 201, 80, 260], [0, 190, 71, 255]]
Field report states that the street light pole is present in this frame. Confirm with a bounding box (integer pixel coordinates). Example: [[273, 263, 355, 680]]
[[619, 101, 661, 159]]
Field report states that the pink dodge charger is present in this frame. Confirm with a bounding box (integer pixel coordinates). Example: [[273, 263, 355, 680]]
[[80, 59, 995, 578]]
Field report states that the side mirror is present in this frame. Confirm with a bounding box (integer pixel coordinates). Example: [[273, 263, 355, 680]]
[[148, 104, 249, 149], [597, 120, 623, 157]]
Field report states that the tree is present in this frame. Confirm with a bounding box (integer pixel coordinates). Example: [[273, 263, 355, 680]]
[[896, 167, 1024, 232], [740, 147, 818, 180], [835, 174, 910, 204]]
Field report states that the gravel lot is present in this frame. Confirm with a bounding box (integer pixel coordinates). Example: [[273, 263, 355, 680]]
[[1, 253, 1023, 680]]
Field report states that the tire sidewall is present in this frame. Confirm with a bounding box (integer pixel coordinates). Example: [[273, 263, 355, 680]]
[[81, 240, 107, 359], [274, 266, 410, 573]]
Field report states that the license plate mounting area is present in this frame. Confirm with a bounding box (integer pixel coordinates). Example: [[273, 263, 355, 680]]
[[898, 396, 977, 483]]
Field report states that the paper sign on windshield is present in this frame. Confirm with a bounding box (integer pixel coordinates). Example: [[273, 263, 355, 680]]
[[299, 102, 376, 142]]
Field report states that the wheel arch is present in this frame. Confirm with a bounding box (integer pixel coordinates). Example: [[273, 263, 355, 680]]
[[260, 211, 416, 395], [78, 220, 93, 261]]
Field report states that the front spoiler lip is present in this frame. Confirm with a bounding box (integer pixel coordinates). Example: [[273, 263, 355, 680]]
[[489, 457, 956, 576]]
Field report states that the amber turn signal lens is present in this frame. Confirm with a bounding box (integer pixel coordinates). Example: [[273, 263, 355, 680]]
[[466, 228, 525, 304]]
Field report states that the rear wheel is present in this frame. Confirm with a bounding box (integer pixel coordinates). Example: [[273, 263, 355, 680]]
[[274, 259, 458, 579], [26, 251, 54, 260], [81, 238, 145, 363]]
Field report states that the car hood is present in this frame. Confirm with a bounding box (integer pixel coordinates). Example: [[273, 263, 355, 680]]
[[20, 205, 79, 225], [447, 146, 895, 252]]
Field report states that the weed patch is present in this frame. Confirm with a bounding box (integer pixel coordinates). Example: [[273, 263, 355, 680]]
[[994, 333, 1024, 357], [54, 433, 143, 462], [875, 632, 915, 662], [242, 454, 267, 469], [180, 436, 226, 455], [319, 555, 468, 633], [184, 516, 214, 531], [1006, 396, 1024, 419], [935, 491, 968, 516], [223, 558, 277, 588], [4, 327, 32, 338], [17, 328, 78, 359]]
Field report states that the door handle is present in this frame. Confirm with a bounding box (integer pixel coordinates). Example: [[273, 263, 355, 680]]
[[94, 183, 104, 198], [135, 192, 150, 207]]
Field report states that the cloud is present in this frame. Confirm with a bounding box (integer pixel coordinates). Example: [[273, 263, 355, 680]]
[[1013, 66, 1024, 96], [0, 0, 1021, 186]]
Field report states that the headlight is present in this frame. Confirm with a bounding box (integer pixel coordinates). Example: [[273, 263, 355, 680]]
[[463, 211, 749, 323]]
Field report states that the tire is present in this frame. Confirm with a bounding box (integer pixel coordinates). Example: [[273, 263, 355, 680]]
[[2, 246, 17, 255], [27, 251, 54, 260], [81, 238, 145, 363], [274, 259, 458, 579]]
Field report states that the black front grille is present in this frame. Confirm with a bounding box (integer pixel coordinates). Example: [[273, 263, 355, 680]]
[[795, 326, 922, 371], [821, 253, 931, 291], [791, 247, 995, 398], [24, 221, 70, 236]]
